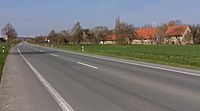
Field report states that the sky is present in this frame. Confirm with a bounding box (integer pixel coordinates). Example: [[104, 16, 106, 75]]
[[0, 0, 199, 36]]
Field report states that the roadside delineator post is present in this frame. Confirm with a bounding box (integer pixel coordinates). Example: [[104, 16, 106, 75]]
[[81, 46, 85, 52], [2, 46, 5, 53]]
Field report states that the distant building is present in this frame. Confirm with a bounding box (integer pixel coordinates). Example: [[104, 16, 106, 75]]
[[100, 34, 129, 44], [100, 34, 118, 44], [164, 25, 193, 45], [132, 28, 160, 44]]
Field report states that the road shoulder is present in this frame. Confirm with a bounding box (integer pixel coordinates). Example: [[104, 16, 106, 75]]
[[0, 47, 62, 111]]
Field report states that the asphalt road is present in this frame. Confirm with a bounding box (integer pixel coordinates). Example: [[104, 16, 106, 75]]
[[2, 42, 200, 111]]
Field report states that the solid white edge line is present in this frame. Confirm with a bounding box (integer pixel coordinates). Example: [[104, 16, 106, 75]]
[[57, 49, 200, 77], [63, 51, 200, 77], [77, 62, 98, 69], [17, 47, 74, 111], [89, 55, 200, 77], [26, 43, 200, 77], [110, 59, 200, 77]]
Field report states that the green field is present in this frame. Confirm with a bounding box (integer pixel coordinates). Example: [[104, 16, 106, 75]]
[[0, 43, 10, 81], [44, 44, 200, 70]]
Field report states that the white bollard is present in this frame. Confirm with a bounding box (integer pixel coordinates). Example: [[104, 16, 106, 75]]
[[81, 46, 85, 52], [2, 46, 5, 53]]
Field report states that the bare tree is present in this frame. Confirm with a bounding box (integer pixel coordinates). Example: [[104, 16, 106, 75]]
[[61, 30, 70, 45], [47, 30, 72, 45], [190, 25, 200, 44], [1, 23, 17, 44], [34, 36, 46, 44], [156, 24, 168, 44], [184, 31, 193, 45], [124, 23, 137, 44], [115, 19, 136, 45], [92, 26, 109, 44], [48, 30, 56, 44], [168, 20, 183, 26], [141, 24, 154, 29], [71, 22, 83, 44]]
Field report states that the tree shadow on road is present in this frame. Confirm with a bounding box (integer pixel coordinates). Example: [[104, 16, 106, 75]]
[[9, 51, 58, 55]]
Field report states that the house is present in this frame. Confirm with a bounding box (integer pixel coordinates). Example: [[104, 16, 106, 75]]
[[132, 28, 160, 44], [164, 25, 193, 45], [100, 34, 129, 44]]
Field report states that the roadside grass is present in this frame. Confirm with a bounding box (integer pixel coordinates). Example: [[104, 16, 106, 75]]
[[0, 43, 10, 81], [42, 44, 200, 70]]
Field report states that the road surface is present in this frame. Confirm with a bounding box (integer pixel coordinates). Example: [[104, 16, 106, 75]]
[[1, 42, 200, 111]]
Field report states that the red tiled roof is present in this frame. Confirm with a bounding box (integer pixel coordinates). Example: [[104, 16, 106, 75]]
[[136, 28, 159, 39], [165, 25, 188, 37], [105, 34, 123, 41]]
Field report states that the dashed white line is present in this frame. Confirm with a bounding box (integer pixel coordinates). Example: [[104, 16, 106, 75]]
[[50, 53, 58, 57], [26, 43, 200, 77], [17, 47, 74, 111], [58, 50, 200, 77], [77, 62, 98, 69]]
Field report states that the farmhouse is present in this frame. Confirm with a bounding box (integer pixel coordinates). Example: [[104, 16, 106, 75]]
[[164, 25, 193, 45], [132, 28, 160, 44], [99, 34, 117, 44], [100, 34, 129, 44]]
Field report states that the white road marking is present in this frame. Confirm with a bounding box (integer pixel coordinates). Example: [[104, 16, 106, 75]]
[[26, 43, 200, 77], [83, 55, 200, 77], [108, 59, 200, 77], [60, 51, 200, 77], [40, 50, 44, 52], [50, 53, 58, 57], [77, 62, 98, 69], [17, 47, 74, 111]]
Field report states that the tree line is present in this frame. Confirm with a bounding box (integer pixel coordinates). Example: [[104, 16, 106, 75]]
[[31, 18, 137, 45], [31, 19, 200, 45], [31, 21, 113, 45], [1, 19, 200, 45]]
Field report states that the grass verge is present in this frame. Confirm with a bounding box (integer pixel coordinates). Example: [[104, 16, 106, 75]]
[[0, 43, 10, 81], [41, 44, 200, 70]]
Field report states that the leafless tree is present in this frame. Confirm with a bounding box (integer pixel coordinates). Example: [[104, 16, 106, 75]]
[[1, 23, 17, 44], [156, 24, 168, 44], [190, 25, 200, 44], [34, 36, 46, 44], [61, 30, 70, 45], [168, 20, 183, 26], [141, 24, 154, 29], [115, 20, 136, 44], [124, 23, 137, 44], [71, 22, 83, 44], [47, 30, 71, 45], [184, 31, 193, 44], [48, 30, 56, 44], [92, 26, 110, 44]]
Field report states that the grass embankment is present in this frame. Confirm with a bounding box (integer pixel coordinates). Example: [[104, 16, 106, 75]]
[[0, 43, 10, 81], [43, 44, 200, 70]]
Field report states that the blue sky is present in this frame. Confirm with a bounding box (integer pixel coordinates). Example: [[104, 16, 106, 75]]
[[0, 0, 199, 36]]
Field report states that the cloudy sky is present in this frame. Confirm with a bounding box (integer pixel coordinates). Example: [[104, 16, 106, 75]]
[[0, 0, 199, 36]]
